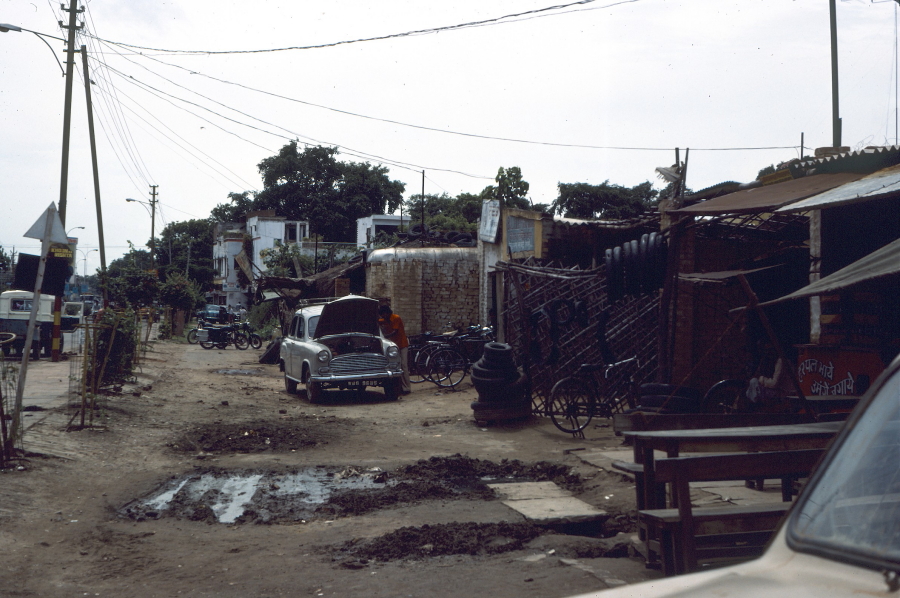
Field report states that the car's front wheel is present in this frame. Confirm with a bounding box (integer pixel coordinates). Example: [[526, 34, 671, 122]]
[[285, 374, 298, 394], [303, 368, 322, 404], [383, 378, 401, 401]]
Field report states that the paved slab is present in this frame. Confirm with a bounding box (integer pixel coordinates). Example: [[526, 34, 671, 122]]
[[489, 481, 607, 524]]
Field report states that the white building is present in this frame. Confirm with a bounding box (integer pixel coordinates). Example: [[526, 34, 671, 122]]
[[211, 223, 248, 309], [356, 214, 407, 248]]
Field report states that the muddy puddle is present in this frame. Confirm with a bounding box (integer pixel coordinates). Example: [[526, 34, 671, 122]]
[[121, 455, 584, 526], [122, 466, 391, 524]]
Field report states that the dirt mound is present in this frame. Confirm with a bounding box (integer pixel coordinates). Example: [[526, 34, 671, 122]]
[[396, 454, 581, 487], [168, 417, 350, 453], [333, 521, 547, 565]]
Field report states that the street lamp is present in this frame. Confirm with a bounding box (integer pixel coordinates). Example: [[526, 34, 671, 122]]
[[67, 225, 84, 238], [126, 194, 158, 269], [0, 24, 66, 75]]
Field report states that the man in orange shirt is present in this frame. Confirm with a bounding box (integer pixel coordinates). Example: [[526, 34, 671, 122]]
[[378, 305, 410, 395]]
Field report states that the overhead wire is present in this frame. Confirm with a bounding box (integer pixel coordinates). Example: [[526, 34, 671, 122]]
[[84, 0, 633, 55]]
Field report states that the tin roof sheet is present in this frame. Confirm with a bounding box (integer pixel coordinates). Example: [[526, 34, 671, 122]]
[[671, 172, 863, 215], [777, 164, 900, 212]]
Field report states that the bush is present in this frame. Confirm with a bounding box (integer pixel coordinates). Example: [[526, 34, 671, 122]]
[[87, 308, 138, 388]]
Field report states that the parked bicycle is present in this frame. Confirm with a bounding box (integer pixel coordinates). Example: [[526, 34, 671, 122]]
[[546, 356, 640, 434], [421, 324, 493, 389]]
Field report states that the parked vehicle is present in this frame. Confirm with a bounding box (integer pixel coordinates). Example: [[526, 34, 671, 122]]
[[280, 295, 403, 403], [568, 351, 900, 598], [0, 290, 78, 357], [197, 323, 249, 350], [197, 304, 221, 322], [186, 318, 210, 344], [239, 322, 263, 349]]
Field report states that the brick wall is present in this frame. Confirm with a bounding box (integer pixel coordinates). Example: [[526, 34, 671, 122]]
[[365, 248, 480, 336]]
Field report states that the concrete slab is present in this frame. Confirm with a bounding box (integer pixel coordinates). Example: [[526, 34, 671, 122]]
[[488, 481, 607, 524], [488, 481, 571, 500]]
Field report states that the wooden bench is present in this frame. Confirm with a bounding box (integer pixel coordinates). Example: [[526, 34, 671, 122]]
[[639, 448, 825, 576]]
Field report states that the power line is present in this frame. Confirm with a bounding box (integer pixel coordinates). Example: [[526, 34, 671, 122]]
[[84, 0, 633, 55]]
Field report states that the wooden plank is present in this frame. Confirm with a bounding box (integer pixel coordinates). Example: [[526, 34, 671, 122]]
[[613, 412, 814, 434]]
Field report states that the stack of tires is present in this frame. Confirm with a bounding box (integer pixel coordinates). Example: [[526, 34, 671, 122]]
[[469, 342, 530, 423], [631, 383, 705, 414]]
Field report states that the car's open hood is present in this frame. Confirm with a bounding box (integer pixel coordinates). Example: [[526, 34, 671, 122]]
[[313, 296, 380, 339]]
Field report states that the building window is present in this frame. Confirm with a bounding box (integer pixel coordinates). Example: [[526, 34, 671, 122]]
[[286, 223, 298, 243]]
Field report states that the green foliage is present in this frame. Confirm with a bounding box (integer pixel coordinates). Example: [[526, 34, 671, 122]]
[[259, 240, 315, 277], [158, 272, 202, 313], [484, 166, 531, 209], [248, 302, 279, 340], [105, 243, 158, 308], [0, 245, 13, 273], [156, 219, 216, 291], [242, 142, 405, 242], [551, 180, 658, 219], [404, 193, 479, 233], [88, 308, 137, 388], [210, 191, 255, 223]]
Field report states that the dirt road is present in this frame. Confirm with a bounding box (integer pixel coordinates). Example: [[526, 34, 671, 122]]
[[0, 340, 655, 597]]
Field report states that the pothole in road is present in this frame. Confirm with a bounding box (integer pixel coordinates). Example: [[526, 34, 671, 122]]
[[120, 455, 583, 525]]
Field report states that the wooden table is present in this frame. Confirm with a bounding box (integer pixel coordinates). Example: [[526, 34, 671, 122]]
[[623, 420, 844, 510]]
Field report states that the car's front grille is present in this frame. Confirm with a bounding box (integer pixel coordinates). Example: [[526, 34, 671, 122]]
[[330, 353, 387, 374]]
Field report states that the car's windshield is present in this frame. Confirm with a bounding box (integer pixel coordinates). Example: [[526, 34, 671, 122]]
[[789, 369, 900, 568], [307, 316, 319, 339]]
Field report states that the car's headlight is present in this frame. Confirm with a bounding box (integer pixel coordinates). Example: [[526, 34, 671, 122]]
[[317, 350, 330, 363], [386, 346, 399, 358]]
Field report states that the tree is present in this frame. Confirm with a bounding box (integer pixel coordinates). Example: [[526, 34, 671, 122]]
[[210, 191, 255, 223], [404, 193, 478, 233], [551, 180, 658, 219], [105, 243, 158, 308], [481, 166, 530, 209], [156, 219, 216, 291], [251, 142, 405, 242], [158, 271, 202, 313]]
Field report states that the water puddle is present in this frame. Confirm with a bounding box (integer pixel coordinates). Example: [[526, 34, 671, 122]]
[[123, 467, 390, 524]]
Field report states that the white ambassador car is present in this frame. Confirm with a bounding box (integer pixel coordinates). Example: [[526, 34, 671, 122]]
[[570, 351, 900, 598], [280, 296, 403, 403]]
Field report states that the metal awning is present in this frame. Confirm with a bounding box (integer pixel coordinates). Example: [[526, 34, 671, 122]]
[[679, 265, 780, 283], [670, 172, 863, 215], [760, 238, 900, 306], [777, 164, 900, 212]]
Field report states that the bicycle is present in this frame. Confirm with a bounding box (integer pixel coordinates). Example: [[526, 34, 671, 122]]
[[546, 356, 640, 434], [423, 325, 493, 389]]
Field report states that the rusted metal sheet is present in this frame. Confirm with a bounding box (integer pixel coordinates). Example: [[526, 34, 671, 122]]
[[671, 172, 863, 215], [777, 163, 900, 212]]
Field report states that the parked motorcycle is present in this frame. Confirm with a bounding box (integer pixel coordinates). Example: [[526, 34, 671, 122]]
[[239, 322, 263, 349], [186, 318, 210, 344], [198, 324, 250, 350]]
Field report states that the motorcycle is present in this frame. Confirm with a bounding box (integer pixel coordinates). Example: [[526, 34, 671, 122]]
[[198, 323, 250, 350], [238, 322, 263, 349], [186, 318, 210, 344]]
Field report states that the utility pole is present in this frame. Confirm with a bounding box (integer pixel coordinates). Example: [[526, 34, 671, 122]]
[[51, 0, 81, 362], [829, 0, 842, 148], [80, 45, 108, 306], [149, 185, 158, 270]]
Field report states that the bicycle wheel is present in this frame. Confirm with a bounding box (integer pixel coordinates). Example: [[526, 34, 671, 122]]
[[427, 348, 467, 388], [547, 377, 595, 434], [408, 346, 427, 383], [416, 344, 443, 382], [187, 328, 199, 344], [233, 332, 250, 350]]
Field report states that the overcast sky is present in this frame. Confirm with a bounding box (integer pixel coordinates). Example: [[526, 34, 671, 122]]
[[1, 0, 897, 275]]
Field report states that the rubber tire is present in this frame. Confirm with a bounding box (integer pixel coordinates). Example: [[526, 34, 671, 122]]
[[482, 351, 515, 369], [200, 341, 215, 350], [233, 332, 250, 350], [249, 334, 262, 350], [285, 375, 298, 394], [383, 378, 401, 401], [304, 369, 322, 404], [187, 328, 198, 344], [470, 362, 517, 381], [482, 342, 513, 359]]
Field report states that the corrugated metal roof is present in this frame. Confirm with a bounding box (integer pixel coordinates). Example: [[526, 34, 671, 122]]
[[798, 145, 900, 172], [777, 163, 900, 212], [670, 172, 863, 215], [760, 238, 900, 306], [551, 214, 657, 229]]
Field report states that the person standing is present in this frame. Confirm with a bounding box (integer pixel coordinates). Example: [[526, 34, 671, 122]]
[[378, 305, 410, 395]]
